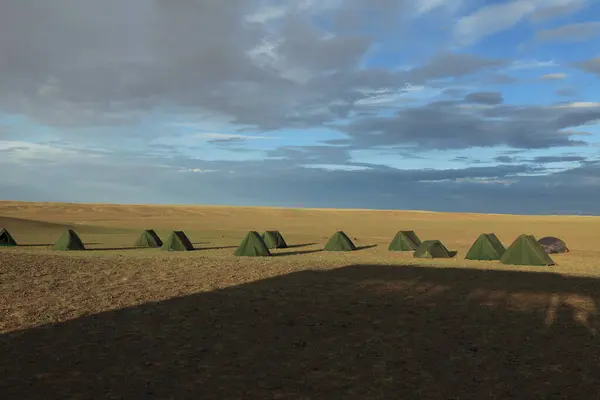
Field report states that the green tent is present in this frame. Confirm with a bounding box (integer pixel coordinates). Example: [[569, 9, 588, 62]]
[[134, 229, 163, 248], [413, 240, 455, 258], [500, 234, 555, 266], [262, 230, 288, 249], [234, 231, 272, 256], [388, 230, 421, 251], [324, 231, 356, 251], [0, 228, 17, 247], [465, 233, 506, 260], [54, 229, 85, 251], [161, 231, 194, 251]]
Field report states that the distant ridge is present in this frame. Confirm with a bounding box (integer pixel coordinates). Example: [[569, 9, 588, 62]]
[[0, 200, 598, 218]]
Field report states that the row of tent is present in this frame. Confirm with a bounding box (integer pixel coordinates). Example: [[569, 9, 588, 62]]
[[388, 230, 568, 266], [0, 227, 567, 266], [0, 228, 289, 253]]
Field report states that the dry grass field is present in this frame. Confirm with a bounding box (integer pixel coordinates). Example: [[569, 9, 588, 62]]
[[2, 200, 600, 399]]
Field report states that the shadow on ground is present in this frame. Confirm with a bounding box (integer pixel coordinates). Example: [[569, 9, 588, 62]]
[[272, 249, 324, 257], [17, 242, 102, 247], [197, 245, 238, 251], [2, 265, 600, 399], [286, 242, 317, 249], [355, 244, 378, 251]]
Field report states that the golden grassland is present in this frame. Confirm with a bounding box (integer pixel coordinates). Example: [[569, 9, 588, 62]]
[[2, 200, 600, 398]]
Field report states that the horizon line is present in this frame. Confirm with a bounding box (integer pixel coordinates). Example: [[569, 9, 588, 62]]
[[1, 199, 598, 219]]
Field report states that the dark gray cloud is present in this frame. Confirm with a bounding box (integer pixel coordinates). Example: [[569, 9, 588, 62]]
[[5, 151, 600, 214], [338, 101, 594, 150], [540, 73, 567, 80], [319, 139, 353, 146], [0, 125, 12, 139], [494, 154, 588, 164], [535, 21, 600, 42], [463, 92, 503, 105], [160, 159, 600, 215], [1, 0, 599, 215], [265, 145, 356, 168], [574, 57, 600, 77], [529, 155, 587, 163], [206, 137, 248, 145], [407, 53, 508, 82], [529, 1, 590, 22], [1, 0, 565, 159], [0, 0, 508, 132], [441, 88, 467, 98], [556, 87, 578, 97], [494, 156, 515, 163], [450, 156, 484, 164], [487, 74, 518, 84], [553, 108, 600, 129], [276, 15, 372, 72]]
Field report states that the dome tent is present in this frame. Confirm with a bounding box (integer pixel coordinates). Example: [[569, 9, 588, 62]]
[[537, 236, 569, 254]]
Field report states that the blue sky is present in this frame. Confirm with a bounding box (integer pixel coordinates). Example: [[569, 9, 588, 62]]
[[1, 0, 600, 214]]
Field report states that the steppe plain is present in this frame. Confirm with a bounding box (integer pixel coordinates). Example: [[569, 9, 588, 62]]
[[2, 201, 600, 399]]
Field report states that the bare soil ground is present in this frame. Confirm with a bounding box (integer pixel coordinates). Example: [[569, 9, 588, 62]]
[[2, 201, 600, 399]]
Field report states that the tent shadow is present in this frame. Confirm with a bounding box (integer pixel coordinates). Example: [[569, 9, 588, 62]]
[[271, 249, 324, 257], [198, 245, 238, 251], [3, 264, 600, 398], [18, 242, 103, 247], [285, 242, 317, 249], [86, 246, 152, 251], [355, 244, 378, 251]]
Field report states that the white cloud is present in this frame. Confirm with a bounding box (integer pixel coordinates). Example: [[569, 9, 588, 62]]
[[457, 104, 496, 110], [297, 0, 344, 12], [244, 5, 287, 24], [453, 0, 593, 46], [455, 177, 517, 185], [529, 0, 590, 22], [414, 0, 463, 14], [0, 140, 103, 164], [150, 132, 273, 148], [246, 37, 283, 69], [509, 59, 558, 70], [301, 164, 372, 171], [178, 168, 219, 173], [244, 0, 343, 25], [195, 133, 270, 140], [541, 72, 568, 80], [355, 88, 411, 106], [355, 85, 441, 107], [454, 1, 537, 46], [558, 129, 594, 135], [552, 102, 600, 109], [246, 34, 326, 84]]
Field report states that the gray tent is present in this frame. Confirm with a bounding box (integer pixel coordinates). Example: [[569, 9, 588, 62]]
[[538, 236, 569, 254]]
